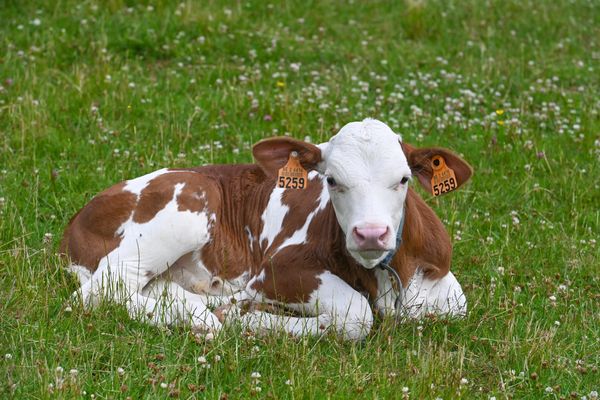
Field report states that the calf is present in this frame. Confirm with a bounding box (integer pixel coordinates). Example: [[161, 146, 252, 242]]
[[60, 118, 472, 340]]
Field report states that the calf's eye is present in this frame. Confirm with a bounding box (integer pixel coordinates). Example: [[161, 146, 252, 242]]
[[326, 176, 337, 187], [400, 176, 409, 184]]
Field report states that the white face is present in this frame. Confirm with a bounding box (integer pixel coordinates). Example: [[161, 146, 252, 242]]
[[317, 119, 412, 269]]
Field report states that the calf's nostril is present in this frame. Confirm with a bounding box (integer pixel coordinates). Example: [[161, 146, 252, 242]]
[[378, 226, 390, 241], [353, 227, 366, 241]]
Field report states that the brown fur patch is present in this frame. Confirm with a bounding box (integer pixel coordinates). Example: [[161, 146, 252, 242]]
[[60, 182, 136, 272], [391, 187, 452, 285], [132, 183, 174, 223], [132, 171, 214, 223], [186, 165, 271, 280], [251, 246, 323, 303], [260, 174, 323, 252]]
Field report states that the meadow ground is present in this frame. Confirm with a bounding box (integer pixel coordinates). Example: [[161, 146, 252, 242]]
[[0, 0, 599, 398]]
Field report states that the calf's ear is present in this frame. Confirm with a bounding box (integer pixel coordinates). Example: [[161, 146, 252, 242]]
[[253, 137, 323, 176], [401, 142, 473, 195]]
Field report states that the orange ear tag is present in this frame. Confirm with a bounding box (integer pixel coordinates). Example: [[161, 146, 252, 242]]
[[277, 151, 308, 189], [430, 155, 458, 196]]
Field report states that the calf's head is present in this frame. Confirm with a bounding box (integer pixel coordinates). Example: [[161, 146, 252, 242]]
[[253, 118, 472, 268]]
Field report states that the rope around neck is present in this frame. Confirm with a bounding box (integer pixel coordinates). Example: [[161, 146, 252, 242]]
[[376, 211, 405, 312]]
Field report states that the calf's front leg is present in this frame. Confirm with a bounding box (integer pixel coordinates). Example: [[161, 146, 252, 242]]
[[400, 269, 467, 318], [222, 270, 374, 341]]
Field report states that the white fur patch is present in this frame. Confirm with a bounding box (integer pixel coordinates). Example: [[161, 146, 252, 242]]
[[101, 183, 213, 290], [277, 172, 329, 251], [67, 264, 92, 285], [373, 267, 397, 314], [123, 168, 170, 197], [259, 187, 289, 248], [400, 270, 467, 318]]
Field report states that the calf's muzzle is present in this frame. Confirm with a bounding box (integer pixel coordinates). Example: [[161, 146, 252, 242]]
[[352, 224, 391, 250]]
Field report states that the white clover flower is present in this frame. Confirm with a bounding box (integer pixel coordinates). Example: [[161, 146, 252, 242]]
[[5, 353, 12, 360], [460, 378, 468, 385], [545, 386, 553, 393], [117, 367, 125, 376], [251, 372, 261, 379], [285, 379, 292, 385], [55, 366, 64, 374], [197, 356, 207, 364], [402, 386, 409, 393]]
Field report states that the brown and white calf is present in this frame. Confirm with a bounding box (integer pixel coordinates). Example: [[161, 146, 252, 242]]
[[60, 118, 472, 340]]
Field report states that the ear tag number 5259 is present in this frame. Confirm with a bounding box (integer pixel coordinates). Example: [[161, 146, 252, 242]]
[[277, 151, 308, 190], [430, 156, 457, 196]]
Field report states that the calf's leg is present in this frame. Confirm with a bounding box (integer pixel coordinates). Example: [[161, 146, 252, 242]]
[[401, 269, 467, 318], [74, 265, 222, 332], [222, 270, 373, 341]]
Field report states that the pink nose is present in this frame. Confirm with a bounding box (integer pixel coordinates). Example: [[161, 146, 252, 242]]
[[352, 225, 390, 250]]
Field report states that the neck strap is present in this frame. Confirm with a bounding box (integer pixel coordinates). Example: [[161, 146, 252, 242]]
[[378, 211, 405, 268], [377, 211, 406, 312]]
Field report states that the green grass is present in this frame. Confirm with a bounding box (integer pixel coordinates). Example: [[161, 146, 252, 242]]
[[1, 0, 599, 398]]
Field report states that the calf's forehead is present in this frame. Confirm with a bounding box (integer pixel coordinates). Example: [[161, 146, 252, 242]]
[[323, 120, 409, 178]]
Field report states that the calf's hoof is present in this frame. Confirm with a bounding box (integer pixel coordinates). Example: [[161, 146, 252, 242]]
[[213, 304, 234, 323]]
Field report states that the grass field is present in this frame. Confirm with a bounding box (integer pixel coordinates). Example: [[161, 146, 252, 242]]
[[1, 0, 599, 398]]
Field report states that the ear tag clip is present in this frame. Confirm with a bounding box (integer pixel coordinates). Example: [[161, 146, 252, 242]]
[[430, 156, 457, 196], [277, 151, 308, 189]]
